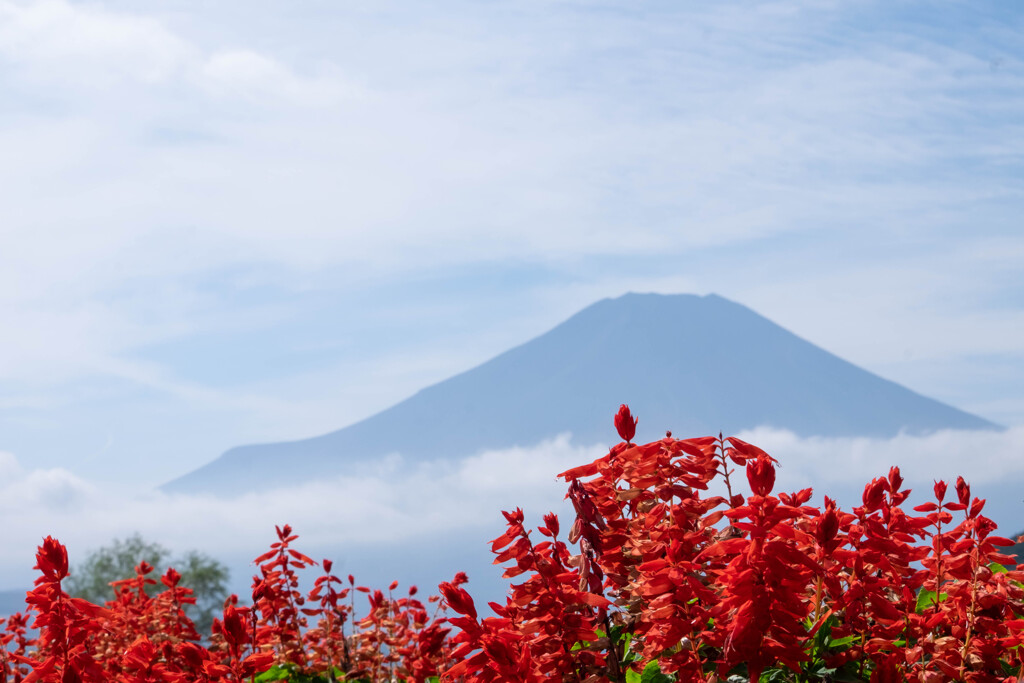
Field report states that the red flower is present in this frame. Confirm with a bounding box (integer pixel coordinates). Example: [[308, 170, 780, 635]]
[[542, 512, 560, 538], [614, 404, 637, 442], [862, 476, 887, 511], [161, 567, 181, 588], [955, 476, 970, 506], [746, 453, 776, 496], [815, 497, 840, 547], [34, 536, 69, 583], [439, 582, 477, 620]]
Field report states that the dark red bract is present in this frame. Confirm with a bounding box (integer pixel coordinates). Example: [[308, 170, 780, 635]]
[[613, 403, 637, 442]]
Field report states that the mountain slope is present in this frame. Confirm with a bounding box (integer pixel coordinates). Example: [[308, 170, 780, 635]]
[[164, 293, 998, 494]]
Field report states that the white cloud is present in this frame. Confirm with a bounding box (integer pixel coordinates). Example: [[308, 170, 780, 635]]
[[0, 436, 598, 586], [198, 49, 347, 105], [0, 0, 341, 102], [708, 426, 1024, 542], [734, 425, 1024, 486], [3, 426, 1024, 592], [5, 425, 1017, 542], [0, 0, 191, 85], [0, 450, 96, 509]]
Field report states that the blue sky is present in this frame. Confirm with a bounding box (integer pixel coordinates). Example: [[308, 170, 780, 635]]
[[0, 0, 1022, 587]]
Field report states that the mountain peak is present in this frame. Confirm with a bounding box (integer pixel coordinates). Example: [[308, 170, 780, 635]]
[[164, 293, 998, 495]]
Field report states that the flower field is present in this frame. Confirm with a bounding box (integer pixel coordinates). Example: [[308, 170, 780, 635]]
[[3, 405, 1023, 682]]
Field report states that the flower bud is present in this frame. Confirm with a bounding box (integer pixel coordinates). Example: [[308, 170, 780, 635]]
[[568, 519, 583, 544], [956, 476, 970, 507], [162, 567, 181, 588], [614, 404, 637, 442], [543, 512, 560, 538], [746, 454, 776, 496], [888, 466, 903, 493]]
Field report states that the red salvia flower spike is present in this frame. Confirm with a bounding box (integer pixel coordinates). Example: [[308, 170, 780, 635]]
[[614, 404, 637, 442], [34, 536, 69, 583], [956, 476, 970, 506]]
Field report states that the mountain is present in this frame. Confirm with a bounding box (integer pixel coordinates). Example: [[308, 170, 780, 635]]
[[164, 293, 999, 495]]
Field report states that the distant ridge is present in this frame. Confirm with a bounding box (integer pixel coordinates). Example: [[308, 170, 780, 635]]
[[164, 293, 999, 495]]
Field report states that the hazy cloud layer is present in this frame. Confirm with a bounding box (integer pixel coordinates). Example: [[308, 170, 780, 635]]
[[736, 425, 1024, 489], [3, 427, 1023, 593], [0, 436, 599, 589]]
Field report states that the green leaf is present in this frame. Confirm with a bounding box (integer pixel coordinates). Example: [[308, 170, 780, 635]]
[[640, 659, 675, 683], [760, 668, 791, 682], [990, 561, 1010, 574], [827, 635, 859, 648], [1000, 658, 1022, 677], [255, 666, 292, 682], [915, 588, 947, 612], [254, 665, 341, 683], [804, 664, 838, 677]]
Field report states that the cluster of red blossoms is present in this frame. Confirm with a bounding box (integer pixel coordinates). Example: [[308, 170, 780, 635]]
[[3, 525, 459, 682], [438, 405, 1024, 683], [4, 404, 1024, 682]]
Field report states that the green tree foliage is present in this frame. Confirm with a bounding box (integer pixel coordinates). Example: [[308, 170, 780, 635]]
[[65, 533, 229, 635]]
